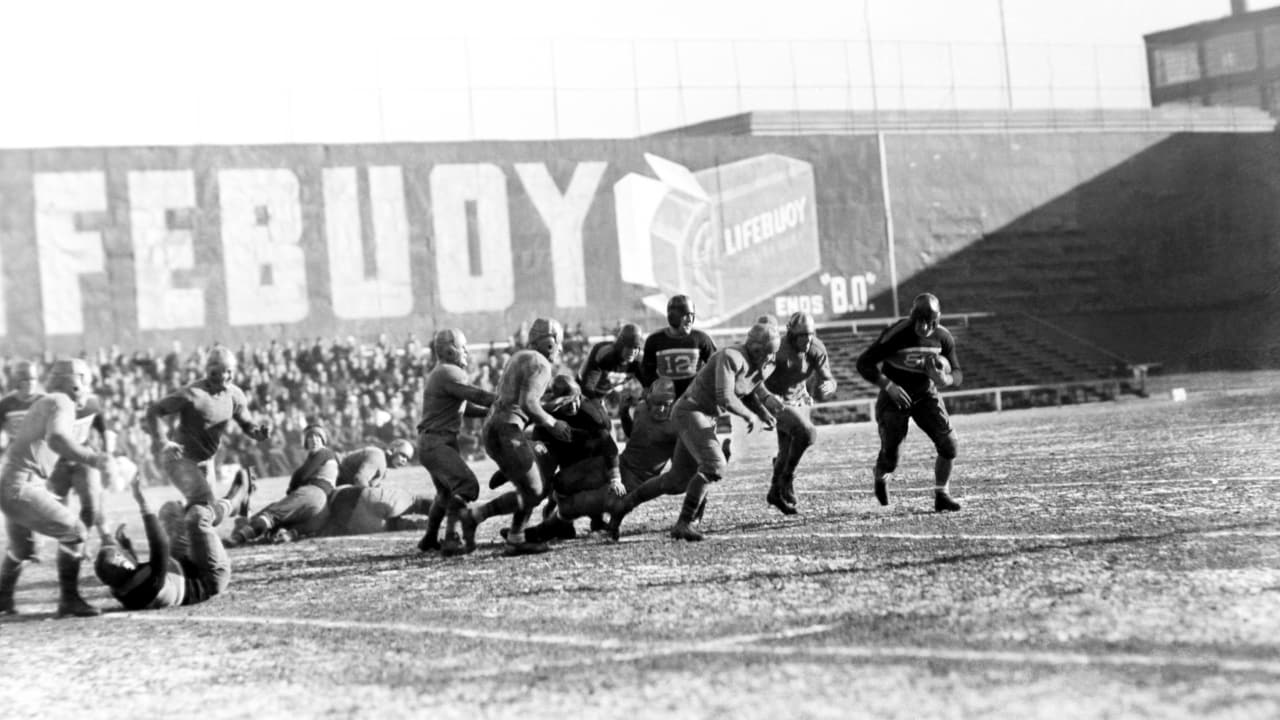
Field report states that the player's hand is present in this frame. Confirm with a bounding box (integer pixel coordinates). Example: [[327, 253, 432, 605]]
[[885, 381, 912, 409], [249, 421, 272, 441], [815, 379, 838, 402], [543, 394, 580, 416], [156, 441, 184, 462], [757, 411, 777, 432], [743, 416, 755, 434], [547, 419, 573, 443], [924, 355, 953, 387], [130, 474, 147, 507], [606, 470, 626, 497]]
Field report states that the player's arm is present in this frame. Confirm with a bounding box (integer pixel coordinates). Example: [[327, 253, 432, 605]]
[[46, 398, 111, 470], [519, 364, 571, 440], [856, 335, 911, 408], [941, 339, 963, 388], [639, 338, 659, 389], [130, 476, 171, 574], [578, 345, 609, 399], [230, 387, 271, 440], [810, 344, 838, 401], [714, 352, 762, 427], [445, 374, 497, 410], [144, 390, 189, 451]]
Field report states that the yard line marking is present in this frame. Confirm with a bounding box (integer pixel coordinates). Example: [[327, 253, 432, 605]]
[[109, 612, 835, 653], [717, 643, 1280, 676], [716, 475, 1280, 497], [725, 529, 1280, 542], [113, 613, 631, 649], [108, 613, 1280, 677]]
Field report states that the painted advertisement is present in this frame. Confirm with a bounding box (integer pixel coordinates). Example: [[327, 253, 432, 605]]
[[0, 136, 887, 353]]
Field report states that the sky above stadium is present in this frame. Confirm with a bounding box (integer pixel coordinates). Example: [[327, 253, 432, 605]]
[[0, 0, 1275, 146]]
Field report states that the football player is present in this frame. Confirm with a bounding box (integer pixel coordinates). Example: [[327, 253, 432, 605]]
[[414, 328, 497, 556], [758, 312, 838, 515], [461, 318, 573, 556], [144, 346, 271, 548], [228, 424, 337, 545], [855, 292, 964, 512], [95, 472, 251, 609], [607, 318, 781, 541], [0, 359, 115, 617], [613, 296, 717, 521]]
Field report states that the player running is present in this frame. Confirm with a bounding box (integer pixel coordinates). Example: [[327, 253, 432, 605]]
[[607, 319, 781, 541], [414, 328, 497, 556], [461, 318, 573, 556], [0, 360, 115, 617], [760, 312, 837, 515], [855, 293, 964, 512]]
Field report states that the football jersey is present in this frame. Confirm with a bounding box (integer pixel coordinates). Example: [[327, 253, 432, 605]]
[[578, 341, 641, 399], [0, 390, 40, 443], [765, 336, 834, 405], [855, 319, 960, 397], [640, 328, 716, 404]]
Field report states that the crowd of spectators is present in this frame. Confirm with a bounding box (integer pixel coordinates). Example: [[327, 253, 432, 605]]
[[0, 322, 600, 485]]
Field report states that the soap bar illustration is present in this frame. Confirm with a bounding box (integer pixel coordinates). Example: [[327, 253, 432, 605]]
[[615, 152, 821, 326]]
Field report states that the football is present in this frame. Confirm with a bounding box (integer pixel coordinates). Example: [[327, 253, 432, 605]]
[[932, 355, 951, 374]]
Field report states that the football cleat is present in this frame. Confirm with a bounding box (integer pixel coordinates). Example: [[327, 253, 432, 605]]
[[934, 491, 961, 513], [459, 509, 478, 552], [669, 522, 705, 542], [874, 474, 890, 506], [766, 485, 798, 515], [502, 540, 551, 557], [417, 533, 440, 553]]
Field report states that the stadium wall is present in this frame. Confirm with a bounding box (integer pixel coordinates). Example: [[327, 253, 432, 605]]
[[0, 132, 1275, 370]]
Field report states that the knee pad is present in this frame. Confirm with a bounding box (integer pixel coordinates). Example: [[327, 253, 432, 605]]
[[935, 432, 958, 460]]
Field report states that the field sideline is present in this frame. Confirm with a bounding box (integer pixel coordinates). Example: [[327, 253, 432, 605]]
[[2, 371, 1279, 719]]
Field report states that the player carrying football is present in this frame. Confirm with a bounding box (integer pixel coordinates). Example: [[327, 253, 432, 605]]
[[855, 293, 964, 512]]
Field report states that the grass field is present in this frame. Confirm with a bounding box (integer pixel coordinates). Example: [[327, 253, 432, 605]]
[[2, 371, 1279, 719]]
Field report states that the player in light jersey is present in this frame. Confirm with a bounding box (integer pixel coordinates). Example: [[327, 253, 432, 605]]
[[461, 318, 573, 556], [414, 328, 497, 556], [616, 296, 717, 509], [759, 312, 838, 515], [607, 320, 781, 542], [0, 360, 41, 454], [94, 472, 251, 609], [855, 293, 964, 512], [0, 359, 114, 617], [337, 439, 415, 489], [144, 347, 271, 549], [47, 393, 110, 539]]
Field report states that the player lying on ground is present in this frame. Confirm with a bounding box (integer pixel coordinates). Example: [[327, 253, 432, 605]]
[[94, 472, 251, 610]]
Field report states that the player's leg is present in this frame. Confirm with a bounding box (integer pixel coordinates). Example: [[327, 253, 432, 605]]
[[0, 512, 36, 614], [670, 410, 726, 541], [185, 503, 232, 602], [914, 393, 961, 512], [873, 393, 911, 506], [771, 405, 815, 513], [500, 430, 550, 556], [164, 457, 218, 508], [606, 436, 697, 540], [3, 478, 98, 617], [417, 434, 462, 551], [64, 463, 106, 536]]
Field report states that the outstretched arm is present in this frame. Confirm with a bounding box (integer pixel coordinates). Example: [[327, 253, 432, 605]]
[[47, 398, 111, 470]]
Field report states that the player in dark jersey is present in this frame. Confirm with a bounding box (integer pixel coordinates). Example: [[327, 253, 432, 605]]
[[607, 319, 781, 541], [228, 424, 338, 545], [462, 318, 573, 556], [144, 347, 271, 547], [0, 360, 41, 454], [0, 359, 115, 617], [94, 472, 252, 609], [616, 296, 717, 509], [855, 293, 964, 512], [759, 312, 838, 515], [414, 328, 497, 556], [336, 439, 415, 489]]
